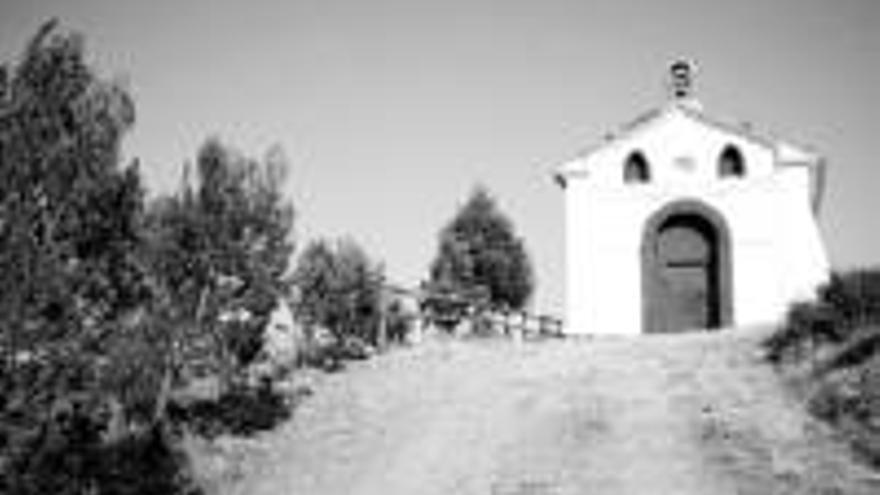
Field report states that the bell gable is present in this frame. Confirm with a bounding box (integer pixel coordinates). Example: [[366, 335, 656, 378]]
[[555, 102, 819, 190], [556, 61, 830, 335]]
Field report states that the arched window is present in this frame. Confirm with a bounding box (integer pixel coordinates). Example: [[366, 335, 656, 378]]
[[718, 145, 745, 178], [624, 151, 651, 183]]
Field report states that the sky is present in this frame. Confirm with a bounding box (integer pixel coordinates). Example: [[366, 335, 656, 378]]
[[1, 0, 878, 314]]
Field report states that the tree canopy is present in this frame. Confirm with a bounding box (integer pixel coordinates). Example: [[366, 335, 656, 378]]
[[146, 138, 296, 389], [0, 17, 146, 408], [293, 237, 383, 346], [0, 19, 182, 494], [429, 185, 534, 312]]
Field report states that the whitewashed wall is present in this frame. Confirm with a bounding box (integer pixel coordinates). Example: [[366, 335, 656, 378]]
[[560, 106, 829, 335]]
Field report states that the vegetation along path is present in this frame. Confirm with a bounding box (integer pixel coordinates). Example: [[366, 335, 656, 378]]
[[229, 328, 880, 495]]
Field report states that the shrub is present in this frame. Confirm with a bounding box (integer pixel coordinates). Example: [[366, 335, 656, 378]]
[[92, 428, 202, 495], [765, 270, 880, 363], [1, 414, 200, 495], [765, 302, 837, 363], [298, 335, 373, 372], [168, 381, 291, 438], [768, 270, 880, 467], [821, 271, 880, 329], [808, 354, 880, 467]]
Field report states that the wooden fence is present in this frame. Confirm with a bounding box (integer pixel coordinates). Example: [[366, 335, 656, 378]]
[[377, 281, 564, 347]]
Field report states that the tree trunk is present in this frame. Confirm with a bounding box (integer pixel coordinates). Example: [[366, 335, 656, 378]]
[[200, 284, 236, 395], [152, 285, 210, 426], [152, 357, 174, 426]]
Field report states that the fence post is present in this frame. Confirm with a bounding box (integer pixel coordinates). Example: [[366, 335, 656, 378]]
[[377, 274, 388, 352], [512, 310, 524, 344], [408, 311, 423, 345]]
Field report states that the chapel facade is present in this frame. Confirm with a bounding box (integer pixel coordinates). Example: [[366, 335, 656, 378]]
[[555, 62, 829, 335]]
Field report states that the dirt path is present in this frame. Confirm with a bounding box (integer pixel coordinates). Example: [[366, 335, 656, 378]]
[[227, 328, 880, 495]]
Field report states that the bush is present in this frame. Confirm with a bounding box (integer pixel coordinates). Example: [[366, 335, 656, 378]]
[[808, 354, 880, 467], [765, 270, 880, 363], [93, 428, 202, 495], [298, 336, 373, 372], [767, 270, 880, 467], [168, 381, 291, 438], [1, 415, 200, 495], [765, 302, 837, 363], [821, 271, 880, 328]]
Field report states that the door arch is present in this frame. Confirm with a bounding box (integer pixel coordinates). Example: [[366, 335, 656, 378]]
[[641, 200, 732, 333]]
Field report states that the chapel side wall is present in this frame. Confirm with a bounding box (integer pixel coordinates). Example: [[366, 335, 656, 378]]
[[563, 178, 588, 334], [773, 166, 831, 301]]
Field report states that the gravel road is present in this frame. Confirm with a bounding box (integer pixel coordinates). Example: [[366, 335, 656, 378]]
[[228, 328, 880, 495]]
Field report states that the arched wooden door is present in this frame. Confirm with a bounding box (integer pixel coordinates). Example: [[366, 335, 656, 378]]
[[642, 202, 732, 333]]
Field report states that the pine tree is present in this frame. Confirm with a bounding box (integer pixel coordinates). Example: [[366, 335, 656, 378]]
[[428, 185, 534, 320]]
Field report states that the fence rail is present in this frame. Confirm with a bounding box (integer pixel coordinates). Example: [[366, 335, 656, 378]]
[[378, 281, 564, 345]]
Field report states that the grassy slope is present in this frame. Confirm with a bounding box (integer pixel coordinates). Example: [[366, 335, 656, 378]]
[[785, 327, 880, 467], [215, 330, 879, 494]]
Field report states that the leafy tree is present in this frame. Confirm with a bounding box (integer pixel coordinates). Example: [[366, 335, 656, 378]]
[[0, 19, 146, 356], [293, 237, 383, 347], [0, 20, 195, 494], [145, 139, 295, 398], [428, 185, 534, 323]]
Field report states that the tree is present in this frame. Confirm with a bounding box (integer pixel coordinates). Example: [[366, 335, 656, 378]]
[[0, 20, 189, 494], [293, 237, 383, 347], [428, 185, 534, 322], [145, 138, 295, 398], [0, 19, 146, 356]]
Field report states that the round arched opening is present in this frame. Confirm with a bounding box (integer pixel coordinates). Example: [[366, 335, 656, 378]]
[[641, 200, 732, 333]]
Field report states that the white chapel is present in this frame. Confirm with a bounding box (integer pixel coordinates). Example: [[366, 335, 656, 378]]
[[554, 62, 830, 335]]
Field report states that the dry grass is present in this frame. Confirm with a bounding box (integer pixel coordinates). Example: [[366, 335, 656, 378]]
[[202, 329, 880, 494]]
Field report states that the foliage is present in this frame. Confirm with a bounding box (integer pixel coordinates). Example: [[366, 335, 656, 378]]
[[293, 237, 383, 348], [819, 271, 880, 329], [168, 381, 291, 439], [764, 301, 837, 363], [145, 139, 296, 392], [765, 270, 880, 363], [766, 270, 880, 467], [3, 425, 200, 495], [807, 348, 880, 467], [426, 185, 534, 328], [0, 19, 197, 494]]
